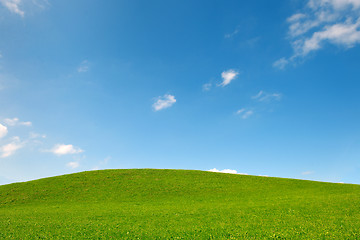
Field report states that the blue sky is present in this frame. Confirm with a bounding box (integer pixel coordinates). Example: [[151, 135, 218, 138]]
[[0, 0, 360, 185]]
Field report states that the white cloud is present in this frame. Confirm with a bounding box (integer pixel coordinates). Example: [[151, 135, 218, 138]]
[[4, 118, 18, 126], [50, 144, 84, 156], [252, 91, 264, 100], [302, 171, 314, 175], [277, 0, 360, 66], [208, 168, 248, 175], [4, 118, 32, 127], [29, 132, 46, 139], [252, 91, 282, 102], [0, 137, 22, 158], [235, 92, 281, 120], [202, 83, 212, 91], [0, 119, 45, 158], [287, 13, 307, 23], [0, 0, 24, 17], [209, 168, 238, 174], [0, 123, 7, 138], [218, 69, 239, 87], [308, 0, 360, 10], [20, 121, 32, 126], [0, 0, 49, 17], [77, 60, 89, 73], [66, 161, 80, 169], [273, 57, 289, 70], [242, 110, 254, 119], [300, 19, 360, 55], [152, 94, 176, 111], [236, 108, 254, 119], [236, 108, 246, 115]]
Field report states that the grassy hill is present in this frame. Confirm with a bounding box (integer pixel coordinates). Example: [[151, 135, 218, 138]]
[[0, 169, 359, 239]]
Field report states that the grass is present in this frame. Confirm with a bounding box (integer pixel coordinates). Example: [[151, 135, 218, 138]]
[[0, 169, 360, 239]]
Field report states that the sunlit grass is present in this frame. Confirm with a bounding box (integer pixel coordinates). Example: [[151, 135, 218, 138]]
[[1, 169, 359, 239]]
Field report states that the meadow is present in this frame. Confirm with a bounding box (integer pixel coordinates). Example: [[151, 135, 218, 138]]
[[0, 169, 359, 239]]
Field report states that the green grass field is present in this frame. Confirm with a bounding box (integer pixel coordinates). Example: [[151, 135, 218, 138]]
[[0, 169, 359, 239]]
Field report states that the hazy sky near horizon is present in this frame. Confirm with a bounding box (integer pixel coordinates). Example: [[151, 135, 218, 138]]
[[0, 0, 360, 185]]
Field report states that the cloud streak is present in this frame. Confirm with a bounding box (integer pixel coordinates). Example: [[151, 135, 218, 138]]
[[273, 58, 289, 70], [252, 91, 282, 102], [4, 118, 32, 127], [236, 108, 254, 119], [302, 171, 314, 175], [275, 0, 360, 68], [77, 60, 90, 73], [152, 94, 176, 111], [225, 27, 240, 39]]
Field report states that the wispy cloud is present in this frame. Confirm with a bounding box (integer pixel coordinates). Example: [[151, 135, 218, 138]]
[[0, 0, 50, 18], [208, 168, 248, 175], [29, 132, 46, 139], [218, 69, 239, 87], [245, 36, 261, 47], [0, 0, 24, 17], [4, 117, 32, 127], [273, 58, 289, 70], [66, 161, 80, 169], [252, 90, 282, 102], [31, 0, 49, 10], [302, 171, 314, 175], [234, 91, 282, 119], [92, 156, 111, 170], [236, 108, 254, 119], [202, 83, 212, 91], [275, 0, 360, 68], [242, 110, 254, 119], [236, 109, 246, 115], [0, 136, 23, 158], [152, 94, 176, 111], [49, 144, 84, 156], [225, 26, 240, 39], [0, 124, 7, 138], [77, 60, 90, 73]]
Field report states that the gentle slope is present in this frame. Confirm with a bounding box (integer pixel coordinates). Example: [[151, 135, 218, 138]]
[[1, 169, 359, 239]]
